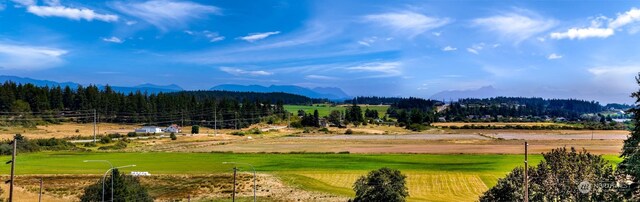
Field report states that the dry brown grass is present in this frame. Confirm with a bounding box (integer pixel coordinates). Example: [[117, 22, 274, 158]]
[[6, 174, 346, 202], [433, 122, 570, 127]]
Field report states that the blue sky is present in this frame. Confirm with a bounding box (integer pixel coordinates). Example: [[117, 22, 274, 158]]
[[1, 0, 640, 103]]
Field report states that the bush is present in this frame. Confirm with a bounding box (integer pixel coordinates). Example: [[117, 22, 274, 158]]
[[230, 131, 245, 136], [170, 133, 177, 140], [83, 142, 97, 147], [99, 136, 112, 144], [98, 141, 127, 150], [303, 128, 311, 133], [352, 167, 408, 202], [107, 133, 122, 139], [80, 169, 153, 202], [319, 127, 330, 133], [191, 125, 200, 134], [290, 121, 303, 128], [406, 124, 426, 131], [127, 132, 138, 137], [345, 129, 353, 135]]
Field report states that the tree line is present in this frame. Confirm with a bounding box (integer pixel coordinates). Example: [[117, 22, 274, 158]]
[[0, 82, 308, 128]]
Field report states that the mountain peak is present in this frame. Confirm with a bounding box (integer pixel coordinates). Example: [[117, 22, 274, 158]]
[[210, 84, 350, 100]]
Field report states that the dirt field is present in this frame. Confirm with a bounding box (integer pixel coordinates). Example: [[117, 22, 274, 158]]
[[4, 174, 346, 202]]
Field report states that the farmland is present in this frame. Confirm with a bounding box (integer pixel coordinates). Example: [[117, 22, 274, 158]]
[[0, 152, 622, 201], [284, 104, 389, 117]]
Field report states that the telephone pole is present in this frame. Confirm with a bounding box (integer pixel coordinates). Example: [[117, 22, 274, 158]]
[[232, 166, 237, 202], [6, 135, 17, 202], [524, 141, 529, 202], [214, 105, 217, 136], [39, 178, 43, 202], [93, 109, 97, 143]]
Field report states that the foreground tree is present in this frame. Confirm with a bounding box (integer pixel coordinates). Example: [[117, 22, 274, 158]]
[[480, 147, 620, 201], [618, 73, 640, 199], [80, 169, 153, 202], [352, 167, 408, 202]]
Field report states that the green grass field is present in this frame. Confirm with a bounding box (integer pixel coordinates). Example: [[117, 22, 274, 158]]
[[0, 152, 623, 201], [284, 104, 389, 117]]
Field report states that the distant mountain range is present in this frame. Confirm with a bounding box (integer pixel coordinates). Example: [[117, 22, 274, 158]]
[[0, 76, 351, 100], [0, 75, 183, 94], [210, 84, 350, 100], [430, 86, 502, 102]]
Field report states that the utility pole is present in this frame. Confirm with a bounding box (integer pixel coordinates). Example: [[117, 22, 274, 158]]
[[232, 166, 237, 202], [39, 178, 43, 202], [214, 105, 217, 136], [524, 141, 528, 202], [6, 135, 16, 202], [93, 109, 97, 143]]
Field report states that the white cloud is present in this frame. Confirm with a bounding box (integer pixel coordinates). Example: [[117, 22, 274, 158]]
[[442, 46, 457, 51], [26, 5, 118, 22], [467, 48, 479, 54], [588, 66, 640, 76], [466, 43, 484, 54], [125, 20, 137, 25], [219, 67, 273, 76], [0, 43, 67, 70], [10, 0, 34, 6], [549, 27, 614, 39], [432, 32, 441, 36], [347, 62, 402, 77], [111, 0, 220, 31], [473, 10, 557, 43], [43, 0, 59, 6], [364, 11, 450, 37], [238, 31, 280, 42], [551, 8, 640, 40], [609, 8, 640, 29], [305, 75, 338, 80], [102, 36, 123, 43], [547, 53, 562, 60]]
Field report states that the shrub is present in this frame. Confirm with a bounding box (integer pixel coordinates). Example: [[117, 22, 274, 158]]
[[75, 129, 80, 133], [191, 125, 200, 134], [290, 121, 303, 128], [170, 133, 177, 140], [99, 136, 112, 144], [345, 129, 353, 135], [231, 131, 245, 136], [127, 132, 138, 137], [107, 133, 122, 139], [83, 142, 97, 147], [319, 127, 330, 133], [352, 167, 408, 202]]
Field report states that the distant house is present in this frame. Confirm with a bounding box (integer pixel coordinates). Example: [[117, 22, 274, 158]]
[[164, 124, 181, 133], [135, 126, 162, 133]]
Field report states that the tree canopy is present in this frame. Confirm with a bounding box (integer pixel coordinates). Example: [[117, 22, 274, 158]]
[[80, 169, 153, 202], [352, 167, 409, 202]]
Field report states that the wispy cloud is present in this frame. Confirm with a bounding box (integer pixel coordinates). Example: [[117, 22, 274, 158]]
[[473, 9, 556, 43], [442, 46, 457, 51], [364, 11, 450, 37], [111, 0, 220, 31], [219, 67, 273, 76], [238, 31, 280, 42], [305, 75, 338, 80], [185, 30, 225, 42], [102, 36, 123, 43], [0, 43, 67, 70], [466, 43, 484, 54], [347, 62, 402, 77], [547, 53, 562, 60], [26, 5, 118, 22]]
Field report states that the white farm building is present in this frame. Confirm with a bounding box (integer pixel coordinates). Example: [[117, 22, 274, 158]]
[[135, 126, 162, 133]]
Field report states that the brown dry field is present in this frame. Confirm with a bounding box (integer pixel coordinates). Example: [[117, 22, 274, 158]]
[[432, 122, 575, 127], [3, 174, 346, 202], [0, 123, 630, 155]]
